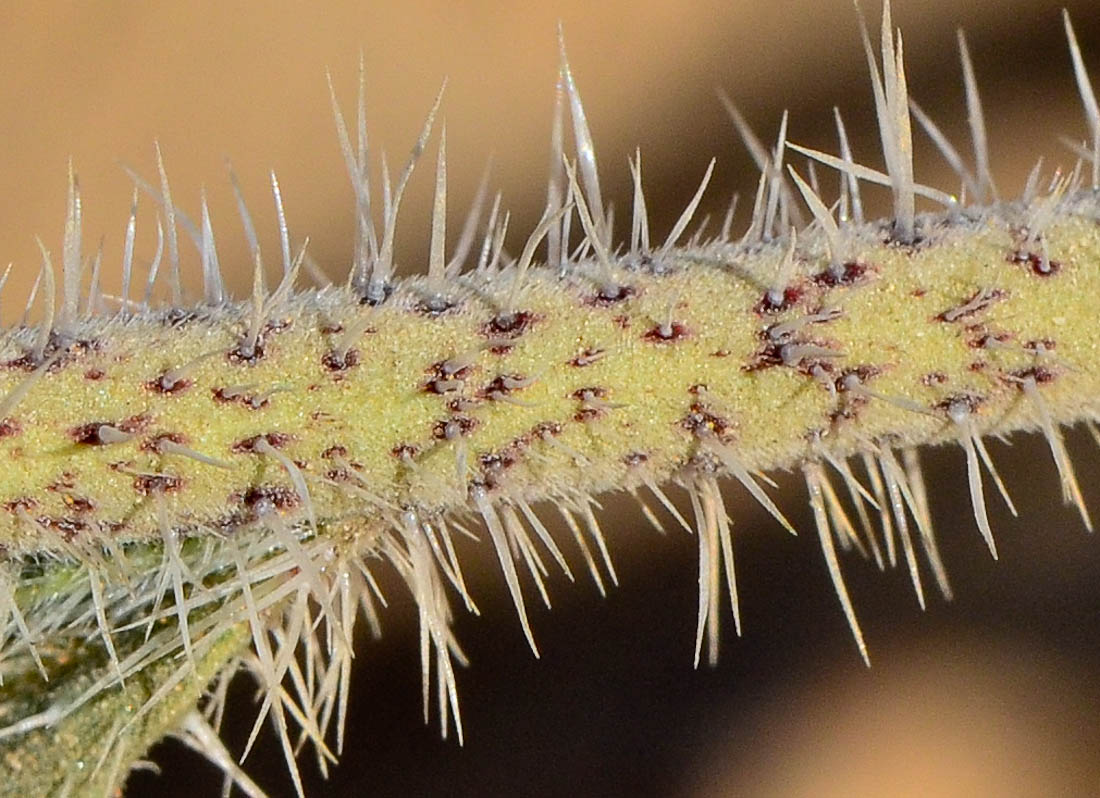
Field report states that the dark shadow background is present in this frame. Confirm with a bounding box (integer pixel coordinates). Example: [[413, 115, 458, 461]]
[[4, 1, 1100, 795]]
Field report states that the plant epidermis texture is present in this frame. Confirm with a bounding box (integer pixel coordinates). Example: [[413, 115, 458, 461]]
[[0, 212, 1097, 552]]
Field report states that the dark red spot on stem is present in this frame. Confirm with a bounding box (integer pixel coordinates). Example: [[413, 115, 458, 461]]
[[134, 474, 184, 495], [483, 310, 537, 339], [322, 349, 360, 372], [680, 402, 733, 442], [231, 432, 292, 454], [238, 484, 300, 512], [70, 415, 148, 445], [754, 286, 803, 314], [227, 342, 265, 365], [643, 321, 689, 343], [147, 373, 192, 395], [570, 348, 606, 367], [585, 284, 637, 307], [141, 432, 187, 452], [1009, 250, 1061, 277], [813, 261, 869, 287], [432, 417, 478, 440], [1008, 366, 1056, 385], [392, 443, 421, 460]]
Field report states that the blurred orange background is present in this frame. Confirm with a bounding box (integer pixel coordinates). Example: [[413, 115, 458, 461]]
[[4, 2, 1100, 796]]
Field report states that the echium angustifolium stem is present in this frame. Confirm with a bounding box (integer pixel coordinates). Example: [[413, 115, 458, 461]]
[[2, 208, 1100, 557], [3, 3, 1100, 796], [3, 197, 1100, 793]]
